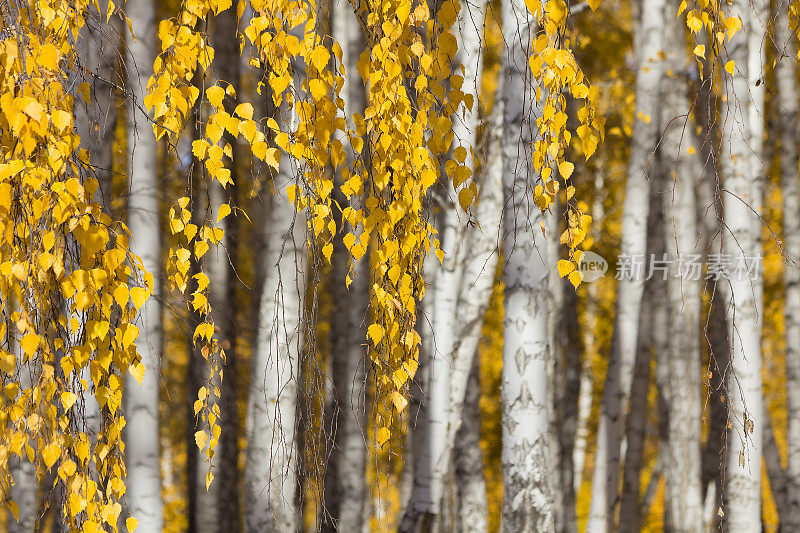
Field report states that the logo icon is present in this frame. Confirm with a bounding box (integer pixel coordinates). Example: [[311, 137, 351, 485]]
[[577, 251, 608, 282]]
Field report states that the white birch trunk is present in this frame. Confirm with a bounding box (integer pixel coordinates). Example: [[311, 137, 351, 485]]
[[660, 4, 703, 527], [776, 4, 800, 528], [586, 0, 663, 527], [573, 168, 603, 495], [720, 0, 766, 528], [244, 164, 306, 532], [453, 355, 487, 533], [402, 0, 491, 525], [500, 0, 553, 527], [321, 0, 368, 528], [123, 0, 163, 529]]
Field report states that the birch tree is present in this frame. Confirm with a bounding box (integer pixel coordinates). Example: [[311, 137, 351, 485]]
[[400, 0, 494, 525], [719, 0, 766, 527], [587, 0, 664, 527], [500, 0, 554, 526], [617, 291, 652, 533], [776, 3, 800, 528], [660, 3, 704, 527], [452, 356, 487, 532], [321, 0, 368, 527], [244, 134, 307, 532], [123, 0, 164, 529]]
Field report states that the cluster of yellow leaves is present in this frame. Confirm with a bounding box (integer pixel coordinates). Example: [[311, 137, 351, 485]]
[[147, 0, 240, 488], [150, 0, 347, 478], [347, 0, 482, 441], [0, 0, 152, 530], [243, 0, 471, 440], [152, 0, 600, 453], [679, 0, 743, 78], [526, 0, 604, 286]]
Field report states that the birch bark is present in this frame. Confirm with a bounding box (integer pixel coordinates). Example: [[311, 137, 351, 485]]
[[775, 4, 800, 528], [719, 0, 766, 528], [660, 5, 704, 527], [123, 0, 163, 529], [617, 291, 653, 533], [500, 0, 554, 527], [453, 356, 487, 533], [244, 132, 307, 533]]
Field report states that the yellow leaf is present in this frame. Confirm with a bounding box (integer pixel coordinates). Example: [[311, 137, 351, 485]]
[[234, 103, 254, 120], [207, 86, 225, 108], [725, 15, 742, 41], [391, 391, 408, 411], [130, 362, 145, 386], [238, 120, 257, 142], [114, 283, 129, 308], [693, 45, 705, 58], [192, 139, 209, 159], [376, 427, 391, 446], [557, 259, 575, 278], [217, 203, 231, 222], [8, 501, 19, 522], [126, 517, 139, 532], [130, 287, 149, 310], [309, 79, 328, 101], [78, 82, 91, 104], [568, 270, 583, 288], [23, 101, 44, 122], [264, 148, 280, 170], [322, 243, 333, 263], [458, 187, 475, 210], [61, 391, 77, 410], [367, 324, 384, 345], [122, 324, 139, 350], [195, 430, 208, 450], [558, 161, 575, 179], [51, 110, 71, 133], [20, 334, 38, 356], [309, 47, 331, 71], [43, 443, 60, 469], [725, 60, 735, 75]]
